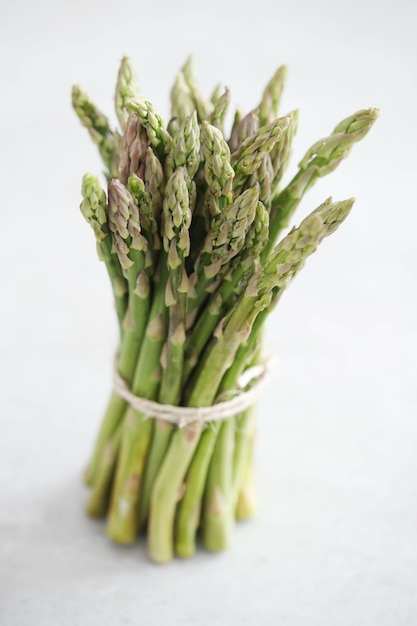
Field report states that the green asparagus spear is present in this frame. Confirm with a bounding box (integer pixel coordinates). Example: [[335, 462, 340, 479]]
[[187, 187, 259, 324], [257, 65, 287, 127], [171, 71, 195, 124], [80, 174, 128, 495], [119, 112, 149, 185], [229, 111, 259, 153], [106, 168, 191, 542], [180, 55, 214, 120], [125, 97, 172, 159], [115, 55, 140, 131], [80, 174, 128, 329], [107, 179, 153, 380], [183, 200, 269, 381], [72, 85, 120, 178], [137, 167, 192, 527], [200, 121, 234, 215], [209, 87, 230, 133], [266, 108, 379, 256], [232, 115, 291, 193]]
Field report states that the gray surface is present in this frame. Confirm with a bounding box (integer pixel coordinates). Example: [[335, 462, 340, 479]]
[[1, 0, 417, 624]]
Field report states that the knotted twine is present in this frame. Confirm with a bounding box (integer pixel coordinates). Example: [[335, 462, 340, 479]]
[[113, 357, 275, 428]]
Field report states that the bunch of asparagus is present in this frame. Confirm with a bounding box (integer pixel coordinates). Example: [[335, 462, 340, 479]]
[[72, 56, 377, 563]]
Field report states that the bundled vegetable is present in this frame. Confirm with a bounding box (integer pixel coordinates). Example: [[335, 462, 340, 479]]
[[72, 56, 378, 563]]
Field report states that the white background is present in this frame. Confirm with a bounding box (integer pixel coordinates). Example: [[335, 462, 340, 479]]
[[1, 0, 416, 624]]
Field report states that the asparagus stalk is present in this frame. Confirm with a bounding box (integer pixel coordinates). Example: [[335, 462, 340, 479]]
[[100, 179, 159, 541], [186, 120, 265, 321], [265, 108, 379, 256], [228, 111, 259, 153], [203, 325, 262, 538], [139, 115, 201, 525], [183, 200, 269, 381], [126, 147, 165, 259], [105, 281, 166, 543], [127, 171, 161, 256], [85, 427, 122, 518], [128, 116, 199, 407], [201, 418, 235, 550], [119, 113, 149, 185], [137, 168, 192, 525], [107, 179, 153, 380], [103, 225, 168, 541], [84, 152, 165, 496], [209, 87, 230, 133], [154, 167, 191, 404], [257, 65, 287, 127], [165, 110, 200, 209], [232, 115, 291, 193], [71, 85, 120, 178], [142, 145, 165, 223], [247, 155, 274, 210], [171, 71, 195, 124], [125, 97, 172, 160], [187, 187, 259, 322], [79, 174, 128, 330], [106, 166, 192, 542], [85, 180, 154, 514], [200, 120, 234, 215], [210, 82, 224, 104], [80, 174, 130, 493], [232, 407, 257, 518], [115, 56, 140, 131], [228, 327, 262, 517], [235, 443, 257, 520], [181, 55, 214, 121], [270, 109, 298, 190], [186, 118, 235, 262]]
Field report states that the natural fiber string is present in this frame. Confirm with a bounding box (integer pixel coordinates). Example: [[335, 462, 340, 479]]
[[113, 356, 276, 428]]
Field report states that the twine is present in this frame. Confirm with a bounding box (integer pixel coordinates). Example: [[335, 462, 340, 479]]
[[113, 357, 275, 428]]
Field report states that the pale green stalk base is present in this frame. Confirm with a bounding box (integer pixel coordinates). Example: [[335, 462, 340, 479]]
[[86, 428, 121, 518], [148, 423, 202, 564], [232, 407, 256, 509], [138, 419, 173, 529], [106, 408, 153, 543], [106, 287, 169, 540], [84, 392, 126, 487], [235, 440, 257, 521], [202, 418, 235, 551], [175, 422, 221, 558], [85, 318, 146, 488]]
